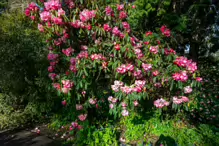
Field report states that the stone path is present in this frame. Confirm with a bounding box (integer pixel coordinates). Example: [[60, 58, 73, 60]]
[[0, 129, 62, 146]]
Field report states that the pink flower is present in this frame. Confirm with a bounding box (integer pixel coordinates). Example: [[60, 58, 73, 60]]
[[108, 96, 113, 102], [58, 8, 65, 17], [105, 6, 113, 16], [44, 0, 61, 11], [135, 80, 146, 88], [71, 122, 78, 128], [154, 98, 169, 108], [117, 4, 124, 11], [121, 102, 127, 107], [133, 100, 139, 106], [173, 96, 183, 104], [114, 44, 120, 51], [150, 46, 159, 54], [78, 114, 87, 121], [70, 65, 77, 73], [89, 98, 97, 105], [112, 27, 121, 36], [77, 51, 89, 59], [109, 103, 114, 109], [142, 63, 152, 72], [153, 70, 159, 76], [61, 87, 71, 94], [164, 48, 176, 55], [25, 8, 31, 16], [102, 62, 108, 69], [80, 9, 96, 22], [132, 86, 142, 93], [180, 96, 189, 103], [48, 66, 55, 72], [119, 11, 127, 19], [187, 62, 197, 73], [62, 80, 74, 89], [65, 0, 75, 9], [70, 58, 77, 65], [82, 91, 86, 95], [146, 31, 153, 36], [49, 73, 57, 80], [53, 83, 61, 90], [53, 17, 63, 25], [132, 5, 136, 9], [173, 96, 189, 104], [196, 77, 203, 82], [133, 69, 143, 79], [172, 71, 188, 82], [160, 25, 171, 37], [76, 104, 83, 110], [62, 100, 67, 106], [38, 24, 44, 32], [62, 47, 74, 56], [174, 57, 188, 67], [121, 109, 129, 116], [40, 11, 51, 21], [103, 24, 112, 32], [184, 86, 192, 94], [111, 85, 120, 92], [121, 86, 133, 94], [111, 98, 118, 104], [122, 22, 130, 30]]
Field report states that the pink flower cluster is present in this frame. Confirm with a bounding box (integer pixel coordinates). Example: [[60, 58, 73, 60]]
[[80, 9, 96, 22], [71, 121, 82, 130], [172, 71, 188, 82], [105, 6, 114, 16], [76, 104, 83, 110], [164, 48, 176, 55], [61, 80, 74, 94], [184, 86, 192, 94], [142, 63, 152, 72], [108, 96, 119, 109], [154, 98, 170, 108], [111, 80, 124, 92], [111, 80, 145, 94], [65, 0, 75, 9], [174, 57, 197, 73], [44, 0, 61, 11], [117, 64, 134, 74], [62, 47, 74, 57], [103, 24, 112, 32], [25, 2, 39, 18], [119, 11, 127, 20], [69, 57, 77, 73], [89, 98, 97, 105], [77, 51, 89, 59], [173, 96, 189, 104], [90, 54, 106, 61], [160, 25, 171, 37], [122, 22, 130, 33], [150, 46, 159, 54], [134, 48, 144, 59], [78, 114, 87, 121], [40, 11, 51, 21], [121, 109, 129, 116], [133, 69, 143, 79]]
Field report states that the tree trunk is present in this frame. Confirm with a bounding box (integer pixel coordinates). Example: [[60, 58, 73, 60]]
[[189, 42, 199, 63]]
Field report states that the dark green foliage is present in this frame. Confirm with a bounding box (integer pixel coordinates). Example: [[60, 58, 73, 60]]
[[0, 11, 57, 130]]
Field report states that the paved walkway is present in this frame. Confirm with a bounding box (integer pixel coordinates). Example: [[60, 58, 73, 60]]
[[0, 129, 62, 146]]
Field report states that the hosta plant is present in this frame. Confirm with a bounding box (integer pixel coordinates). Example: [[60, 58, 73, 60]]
[[25, 0, 202, 134]]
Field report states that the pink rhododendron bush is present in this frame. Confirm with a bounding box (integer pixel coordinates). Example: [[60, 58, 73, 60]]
[[25, 0, 202, 131]]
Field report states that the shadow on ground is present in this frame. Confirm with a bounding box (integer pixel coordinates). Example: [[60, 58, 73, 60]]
[[0, 130, 62, 146]]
